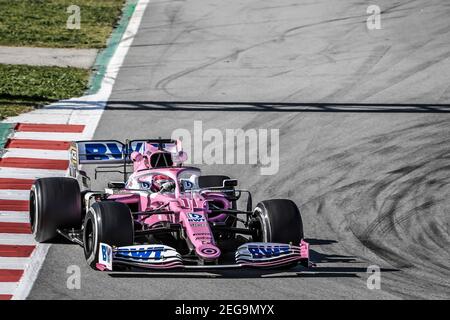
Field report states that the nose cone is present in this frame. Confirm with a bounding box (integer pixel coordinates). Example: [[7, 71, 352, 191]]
[[196, 244, 221, 260]]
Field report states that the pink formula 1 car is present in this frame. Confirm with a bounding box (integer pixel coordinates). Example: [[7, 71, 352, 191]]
[[30, 139, 309, 272]]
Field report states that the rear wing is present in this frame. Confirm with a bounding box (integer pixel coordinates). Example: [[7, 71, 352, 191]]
[[70, 140, 128, 166], [69, 139, 179, 183]]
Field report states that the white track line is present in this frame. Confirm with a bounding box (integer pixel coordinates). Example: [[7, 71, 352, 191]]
[[2, 148, 69, 160], [12, 244, 50, 300], [12, 132, 84, 141], [0, 167, 67, 180], [0, 190, 30, 200], [0, 0, 153, 300], [3, 115, 75, 124], [0, 257, 30, 270], [0, 212, 29, 223], [0, 282, 17, 295], [2, 113, 90, 125], [0, 234, 36, 246]]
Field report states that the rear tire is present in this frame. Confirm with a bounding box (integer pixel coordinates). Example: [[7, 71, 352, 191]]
[[83, 201, 134, 270], [30, 177, 82, 242], [250, 199, 304, 244]]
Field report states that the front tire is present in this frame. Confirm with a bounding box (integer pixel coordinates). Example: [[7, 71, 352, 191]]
[[250, 199, 304, 244], [83, 201, 134, 270], [30, 177, 82, 242]]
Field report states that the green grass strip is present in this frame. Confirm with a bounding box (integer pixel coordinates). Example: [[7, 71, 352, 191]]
[[0, 0, 126, 49], [87, 0, 138, 94], [0, 122, 14, 149], [0, 64, 90, 120]]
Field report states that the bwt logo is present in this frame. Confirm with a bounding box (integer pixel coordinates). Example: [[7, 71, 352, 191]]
[[116, 247, 165, 260], [101, 244, 112, 263], [188, 213, 206, 222], [82, 142, 143, 161], [248, 245, 290, 258]]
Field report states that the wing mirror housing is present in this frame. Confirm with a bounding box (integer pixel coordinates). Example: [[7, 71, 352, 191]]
[[222, 179, 238, 188]]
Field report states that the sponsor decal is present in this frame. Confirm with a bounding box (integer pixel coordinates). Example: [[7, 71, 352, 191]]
[[189, 223, 208, 228], [188, 212, 206, 222], [77, 141, 144, 162], [115, 246, 165, 260], [85, 142, 122, 160], [70, 145, 78, 166], [195, 237, 213, 241], [140, 181, 151, 189], [181, 179, 194, 190], [200, 247, 218, 255], [99, 243, 113, 270], [247, 245, 290, 259]]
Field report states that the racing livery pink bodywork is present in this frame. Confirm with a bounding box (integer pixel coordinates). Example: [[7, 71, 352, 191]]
[[95, 140, 310, 270], [31, 138, 310, 272]]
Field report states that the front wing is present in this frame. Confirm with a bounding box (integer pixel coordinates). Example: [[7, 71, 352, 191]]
[[96, 241, 310, 271]]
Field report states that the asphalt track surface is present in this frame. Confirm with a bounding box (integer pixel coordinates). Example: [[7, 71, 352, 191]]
[[30, 0, 449, 299]]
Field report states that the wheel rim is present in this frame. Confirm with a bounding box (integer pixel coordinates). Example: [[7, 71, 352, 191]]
[[249, 214, 264, 242], [84, 217, 95, 257], [29, 190, 37, 236]]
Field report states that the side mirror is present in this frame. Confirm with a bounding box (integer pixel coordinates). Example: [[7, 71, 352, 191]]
[[222, 179, 238, 188], [107, 181, 126, 189], [176, 151, 188, 162]]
